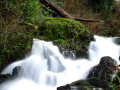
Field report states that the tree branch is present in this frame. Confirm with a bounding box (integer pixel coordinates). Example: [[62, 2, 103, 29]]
[[39, 0, 102, 22]]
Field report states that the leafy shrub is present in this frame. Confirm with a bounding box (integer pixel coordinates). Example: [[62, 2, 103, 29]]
[[0, 0, 63, 24], [1, 0, 45, 23], [110, 70, 120, 90]]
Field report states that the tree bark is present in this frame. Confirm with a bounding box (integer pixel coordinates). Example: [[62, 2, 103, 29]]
[[39, 0, 102, 22]]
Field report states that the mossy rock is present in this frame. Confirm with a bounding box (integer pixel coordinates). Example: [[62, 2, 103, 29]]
[[57, 79, 105, 90], [70, 78, 110, 90], [39, 17, 87, 39], [39, 17, 94, 58], [0, 17, 93, 71]]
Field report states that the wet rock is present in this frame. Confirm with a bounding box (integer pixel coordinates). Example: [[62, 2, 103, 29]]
[[12, 66, 21, 77], [87, 56, 117, 90], [57, 56, 117, 90], [57, 84, 71, 90], [113, 37, 120, 45], [62, 50, 76, 59], [57, 82, 104, 90], [70, 79, 105, 90], [0, 66, 21, 84], [0, 74, 12, 84], [87, 56, 117, 82]]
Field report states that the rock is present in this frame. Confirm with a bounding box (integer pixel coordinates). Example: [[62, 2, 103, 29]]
[[70, 79, 105, 90], [113, 37, 120, 45], [62, 50, 76, 59], [0, 74, 12, 84], [57, 84, 71, 90], [12, 66, 21, 77], [86, 56, 117, 90], [0, 66, 21, 84], [87, 78, 112, 90], [57, 82, 104, 90], [57, 56, 117, 90], [57, 79, 105, 90], [87, 56, 117, 82]]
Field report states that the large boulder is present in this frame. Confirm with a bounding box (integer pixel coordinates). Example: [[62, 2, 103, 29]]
[[87, 56, 117, 82]]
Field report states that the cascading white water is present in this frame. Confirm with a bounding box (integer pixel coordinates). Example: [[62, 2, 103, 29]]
[[62, 50, 76, 59], [0, 35, 120, 90], [89, 35, 120, 63]]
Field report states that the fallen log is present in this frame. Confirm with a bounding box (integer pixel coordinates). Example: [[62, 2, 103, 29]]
[[39, 0, 102, 22]]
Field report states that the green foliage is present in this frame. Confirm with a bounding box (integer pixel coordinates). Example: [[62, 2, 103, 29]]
[[1, 0, 42, 24], [0, 30, 32, 71], [99, 18, 120, 37], [19, 0, 43, 22], [52, 0, 64, 8], [110, 70, 120, 90], [54, 39, 65, 44], [87, 0, 114, 16], [0, 0, 63, 24]]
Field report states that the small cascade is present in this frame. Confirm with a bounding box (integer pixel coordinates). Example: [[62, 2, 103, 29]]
[[89, 35, 120, 63], [0, 35, 120, 90]]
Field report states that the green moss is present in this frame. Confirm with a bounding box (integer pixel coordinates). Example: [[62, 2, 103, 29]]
[[39, 17, 88, 40]]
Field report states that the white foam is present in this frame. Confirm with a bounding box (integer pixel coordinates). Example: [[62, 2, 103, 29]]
[[1, 35, 120, 90]]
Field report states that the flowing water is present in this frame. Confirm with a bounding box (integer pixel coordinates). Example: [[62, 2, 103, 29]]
[[0, 35, 120, 90]]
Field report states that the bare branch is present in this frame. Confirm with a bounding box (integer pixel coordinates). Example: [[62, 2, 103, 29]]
[[39, 0, 101, 22]]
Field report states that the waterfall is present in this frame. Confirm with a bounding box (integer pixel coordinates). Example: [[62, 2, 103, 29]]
[[0, 35, 120, 90]]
